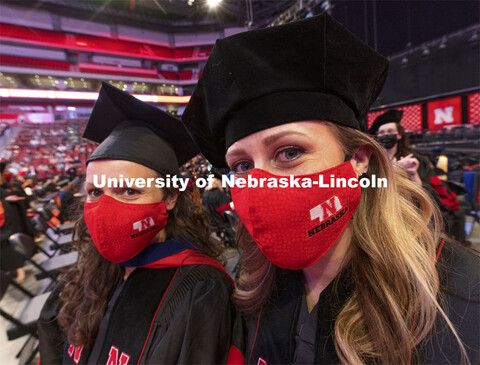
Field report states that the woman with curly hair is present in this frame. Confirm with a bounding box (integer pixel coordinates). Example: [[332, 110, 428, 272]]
[[38, 83, 240, 364], [182, 13, 479, 365]]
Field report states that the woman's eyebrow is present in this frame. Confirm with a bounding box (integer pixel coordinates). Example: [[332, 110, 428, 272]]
[[261, 131, 308, 147], [225, 148, 248, 161], [225, 131, 309, 160]]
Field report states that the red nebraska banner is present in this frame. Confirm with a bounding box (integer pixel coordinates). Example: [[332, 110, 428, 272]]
[[468, 92, 480, 125], [367, 104, 422, 131], [427, 96, 462, 129]]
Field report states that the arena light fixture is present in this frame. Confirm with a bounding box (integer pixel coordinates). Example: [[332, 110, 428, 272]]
[[207, 0, 222, 8], [0, 88, 190, 104]]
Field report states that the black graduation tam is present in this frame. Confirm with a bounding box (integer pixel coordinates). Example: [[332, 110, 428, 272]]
[[0, 161, 8, 174], [368, 109, 404, 135], [56, 179, 70, 188], [83, 82, 198, 176], [210, 167, 229, 180], [182, 13, 389, 168]]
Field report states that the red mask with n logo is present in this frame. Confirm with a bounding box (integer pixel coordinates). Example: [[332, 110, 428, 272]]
[[230, 162, 361, 270], [84, 195, 168, 263]]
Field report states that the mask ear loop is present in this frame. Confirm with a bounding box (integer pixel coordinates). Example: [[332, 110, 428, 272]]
[[344, 154, 370, 181], [345, 154, 368, 223], [358, 173, 369, 181]]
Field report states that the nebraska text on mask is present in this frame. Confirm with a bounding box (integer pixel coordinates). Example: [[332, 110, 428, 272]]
[[222, 174, 387, 189]]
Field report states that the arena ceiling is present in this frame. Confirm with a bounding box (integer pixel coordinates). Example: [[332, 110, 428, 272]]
[[9, 0, 298, 31], [4, 0, 480, 56]]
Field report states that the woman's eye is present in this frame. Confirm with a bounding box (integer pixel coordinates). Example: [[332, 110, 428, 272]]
[[87, 189, 102, 198], [231, 160, 253, 174], [275, 147, 304, 162], [124, 188, 140, 196]]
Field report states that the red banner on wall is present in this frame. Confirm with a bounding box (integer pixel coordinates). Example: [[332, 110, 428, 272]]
[[468, 92, 480, 125], [367, 104, 422, 131], [427, 96, 462, 129], [0, 113, 19, 119]]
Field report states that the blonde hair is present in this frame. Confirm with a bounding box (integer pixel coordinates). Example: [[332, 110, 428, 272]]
[[234, 122, 468, 364]]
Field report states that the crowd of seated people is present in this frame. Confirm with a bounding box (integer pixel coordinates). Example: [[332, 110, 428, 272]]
[[0, 159, 82, 286], [0, 123, 10, 137], [2, 136, 237, 255], [4, 119, 96, 183]]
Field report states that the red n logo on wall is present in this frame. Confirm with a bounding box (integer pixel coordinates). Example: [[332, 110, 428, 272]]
[[427, 97, 462, 129]]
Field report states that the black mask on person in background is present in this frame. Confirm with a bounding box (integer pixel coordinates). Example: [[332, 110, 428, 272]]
[[377, 134, 398, 149]]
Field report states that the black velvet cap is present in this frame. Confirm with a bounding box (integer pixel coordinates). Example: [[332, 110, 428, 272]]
[[0, 161, 8, 174], [56, 179, 70, 188], [182, 13, 389, 168], [368, 109, 404, 135], [83, 82, 199, 175]]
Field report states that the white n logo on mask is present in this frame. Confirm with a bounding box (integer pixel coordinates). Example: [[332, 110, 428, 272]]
[[132, 217, 155, 232], [310, 196, 342, 223]]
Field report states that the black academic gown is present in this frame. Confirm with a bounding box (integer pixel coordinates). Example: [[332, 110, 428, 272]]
[[395, 153, 466, 243], [0, 182, 35, 238], [38, 264, 240, 364], [58, 190, 76, 222], [0, 183, 35, 271], [245, 241, 479, 364], [0, 196, 26, 271], [202, 188, 232, 231]]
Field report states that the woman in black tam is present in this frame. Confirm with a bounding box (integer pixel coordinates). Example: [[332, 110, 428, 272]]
[[369, 109, 467, 243], [368, 109, 433, 185], [182, 13, 479, 365], [38, 83, 242, 364]]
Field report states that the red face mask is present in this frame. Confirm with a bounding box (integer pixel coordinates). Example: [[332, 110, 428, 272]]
[[230, 162, 361, 270], [3, 172, 13, 182], [84, 195, 168, 263]]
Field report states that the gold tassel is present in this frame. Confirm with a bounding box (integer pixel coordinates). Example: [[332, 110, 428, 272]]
[[192, 172, 202, 214]]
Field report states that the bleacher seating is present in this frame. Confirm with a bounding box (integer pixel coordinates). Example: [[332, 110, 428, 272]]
[[5, 119, 95, 175], [0, 22, 210, 63], [0, 55, 70, 71], [78, 63, 159, 78], [408, 124, 480, 148], [0, 22, 211, 82], [173, 48, 194, 59], [160, 71, 179, 80], [178, 70, 194, 80]]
